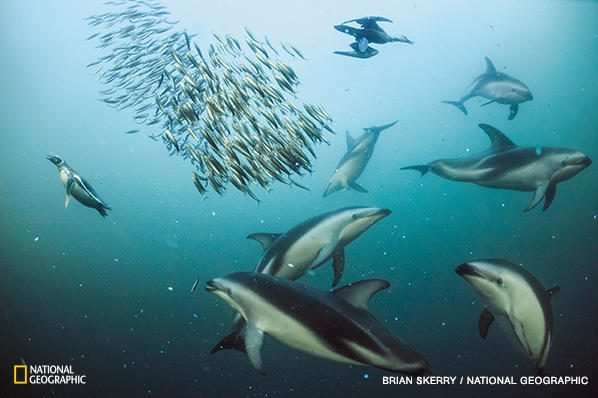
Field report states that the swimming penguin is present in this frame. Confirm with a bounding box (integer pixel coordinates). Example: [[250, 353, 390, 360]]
[[47, 154, 111, 217]]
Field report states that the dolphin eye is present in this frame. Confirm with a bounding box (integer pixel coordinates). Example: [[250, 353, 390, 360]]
[[496, 278, 504, 286]]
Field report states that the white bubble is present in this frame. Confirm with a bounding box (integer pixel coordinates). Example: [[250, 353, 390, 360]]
[[34, 236, 39, 242], [167, 286, 173, 291]]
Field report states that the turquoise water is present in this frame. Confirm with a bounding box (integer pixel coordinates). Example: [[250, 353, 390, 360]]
[[1, 0, 597, 397]]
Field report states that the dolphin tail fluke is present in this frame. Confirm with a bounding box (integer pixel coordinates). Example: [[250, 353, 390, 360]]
[[401, 165, 430, 177], [442, 100, 468, 115]]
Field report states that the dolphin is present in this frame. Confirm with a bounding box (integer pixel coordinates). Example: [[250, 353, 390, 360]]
[[455, 259, 559, 373], [401, 124, 591, 211], [442, 57, 533, 120], [324, 120, 398, 197], [248, 206, 391, 286], [206, 272, 429, 374], [210, 207, 391, 355]]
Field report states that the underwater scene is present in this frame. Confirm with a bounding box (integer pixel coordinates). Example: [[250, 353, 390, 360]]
[[1, 0, 597, 397]]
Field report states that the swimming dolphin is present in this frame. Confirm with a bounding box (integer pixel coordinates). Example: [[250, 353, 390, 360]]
[[210, 207, 391, 355], [442, 57, 533, 120], [324, 120, 398, 197], [401, 124, 591, 211], [455, 259, 559, 373], [249, 206, 391, 286], [206, 272, 429, 374]]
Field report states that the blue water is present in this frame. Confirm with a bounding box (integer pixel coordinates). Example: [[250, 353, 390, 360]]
[[1, 0, 597, 397]]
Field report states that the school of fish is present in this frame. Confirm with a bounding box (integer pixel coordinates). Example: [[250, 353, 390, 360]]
[[86, 0, 332, 201]]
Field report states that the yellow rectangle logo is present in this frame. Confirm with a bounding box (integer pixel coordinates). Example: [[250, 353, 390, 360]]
[[14, 365, 27, 384]]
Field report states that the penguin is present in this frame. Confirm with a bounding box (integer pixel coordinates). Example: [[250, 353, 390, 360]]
[[46, 154, 111, 217]]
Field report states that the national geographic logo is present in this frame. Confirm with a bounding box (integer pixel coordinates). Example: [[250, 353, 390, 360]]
[[13, 364, 86, 385]]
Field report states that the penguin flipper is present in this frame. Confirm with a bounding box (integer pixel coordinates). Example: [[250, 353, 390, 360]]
[[65, 177, 75, 208]]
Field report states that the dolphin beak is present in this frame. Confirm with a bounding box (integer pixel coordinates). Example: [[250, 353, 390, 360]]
[[564, 156, 592, 167], [354, 208, 391, 220], [205, 280, 220, 292], [455, 263, 481, 278], [378, 208, 392, 218], [46, 154, 53, 161]]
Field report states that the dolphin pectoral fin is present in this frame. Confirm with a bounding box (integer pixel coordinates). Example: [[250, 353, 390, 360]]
[[508, 104, 519, 120], [547, 285, 560, 301], [480, 99, 498, 107], [244, 323, 265, 374], [210, 329, 247, 354], [478, 307, 495, 339], [442, 100, 467, 115], [211, 316, 247, 354], [401, 165, 430, 177], [331, 249, 345, 287], [247, 233, 282, 251], [525, 181, 550, 212], [349, 182, 368, 193], [65, 194, 72, 208], [542, 181, 557, 211], [332, 279, 390, 310]]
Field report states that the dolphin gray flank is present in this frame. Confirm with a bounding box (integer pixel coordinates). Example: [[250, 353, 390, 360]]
[[442, 57, 533, 120], [456, 258, 559, 373], [206, 272, 429, 374], [401, 124, 591, 211]]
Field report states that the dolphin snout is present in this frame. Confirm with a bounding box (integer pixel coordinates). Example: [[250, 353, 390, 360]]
[[582, 156, 592, 167], [205, 279, 221, 292], [455, 263, 481, 278]]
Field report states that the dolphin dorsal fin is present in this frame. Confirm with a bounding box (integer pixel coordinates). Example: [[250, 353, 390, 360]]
[[484, 56, 497, 73], [332, 279, 390, 310], [478, 124, 516, 150], [247, 233, 281, 251], [346, 131, 356, 149]]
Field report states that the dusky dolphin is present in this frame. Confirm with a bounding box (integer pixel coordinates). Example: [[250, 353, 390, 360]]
[[401, 124, 591, 211], [206, 272, 429, 374], [249, 206, 391, 286], [210, 206, 391, 355], [456, 259, 559, 373], [324, 120, 399, 197], [442, 57, 533, 120]]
